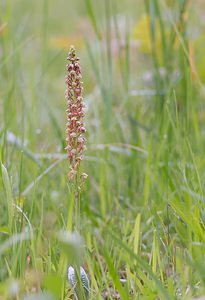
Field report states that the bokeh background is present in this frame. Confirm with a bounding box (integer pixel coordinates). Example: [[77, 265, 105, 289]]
[[1, 0, 205, 299]]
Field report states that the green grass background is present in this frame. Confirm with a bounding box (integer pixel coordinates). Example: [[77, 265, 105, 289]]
[[1, 0, 205, 299]]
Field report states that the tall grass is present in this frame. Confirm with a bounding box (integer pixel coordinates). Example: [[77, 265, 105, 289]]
[[1, 0, 205, 299]]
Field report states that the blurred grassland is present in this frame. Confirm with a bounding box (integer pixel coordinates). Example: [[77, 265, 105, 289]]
[[1, 0, 205, 299]]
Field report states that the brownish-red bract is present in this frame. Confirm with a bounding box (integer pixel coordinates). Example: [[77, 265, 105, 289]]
[[65, 46, 87, 181]]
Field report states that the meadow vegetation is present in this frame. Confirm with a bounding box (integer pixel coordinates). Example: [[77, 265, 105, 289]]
[[1, 0, 205, 299]]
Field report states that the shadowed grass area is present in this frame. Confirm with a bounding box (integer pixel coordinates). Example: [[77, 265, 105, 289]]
[[1, 0, 205, 299]]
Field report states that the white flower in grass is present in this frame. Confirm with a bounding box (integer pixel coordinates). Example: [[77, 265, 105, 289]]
[[68, 266, 90, 300]]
